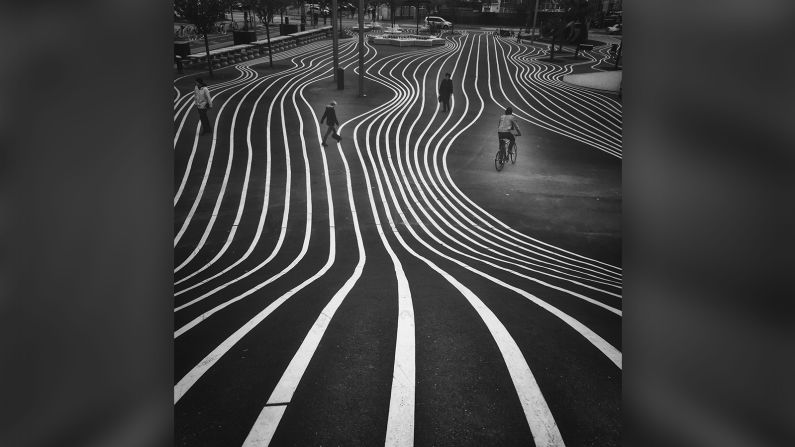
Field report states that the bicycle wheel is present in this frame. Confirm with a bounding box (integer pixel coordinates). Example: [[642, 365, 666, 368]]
[[494, 150, 505, 171], [510, 143, 517, 164]]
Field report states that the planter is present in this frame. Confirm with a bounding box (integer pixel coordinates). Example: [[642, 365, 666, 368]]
[[174, 41, 191, 58], [232, 30, 257, 45], [280, 24, 299, 34]]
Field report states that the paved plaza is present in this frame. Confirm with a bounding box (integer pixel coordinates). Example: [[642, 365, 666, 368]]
[[174, 27, 622, 446]]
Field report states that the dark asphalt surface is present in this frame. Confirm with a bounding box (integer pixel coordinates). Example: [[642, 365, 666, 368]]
[[174, 30, 621, 446]]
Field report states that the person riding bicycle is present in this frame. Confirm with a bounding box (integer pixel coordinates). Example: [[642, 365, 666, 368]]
[[497, 107, 521, 159]]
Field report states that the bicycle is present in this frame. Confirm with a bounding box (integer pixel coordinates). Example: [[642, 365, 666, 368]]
[[494, 133, 518, 171]]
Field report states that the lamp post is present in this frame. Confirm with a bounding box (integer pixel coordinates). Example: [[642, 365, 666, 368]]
[[265, 8, 273, 68], [530, 0, 539, 44], [332, 0, 339, 82], [358, 0, 365, 96], [416, 0, 419, 34]]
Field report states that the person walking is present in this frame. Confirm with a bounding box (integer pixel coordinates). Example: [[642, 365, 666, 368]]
[[320, 100, 342, 146], [194, 78, 213, 135], [438, 73, 453, 113]]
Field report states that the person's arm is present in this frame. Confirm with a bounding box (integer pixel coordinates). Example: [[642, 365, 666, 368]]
[[512, 118, 521, 135], [320, 108, 327, 124], [202, 88, 212, 108]]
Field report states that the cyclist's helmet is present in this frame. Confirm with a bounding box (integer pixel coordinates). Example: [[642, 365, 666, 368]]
[[505, 107, 513, 115]]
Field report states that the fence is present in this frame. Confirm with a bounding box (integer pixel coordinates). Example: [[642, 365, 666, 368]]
[[179, 26, 333, 71]]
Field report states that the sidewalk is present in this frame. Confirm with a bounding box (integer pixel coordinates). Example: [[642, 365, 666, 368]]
[[562, 70, 622, 93]]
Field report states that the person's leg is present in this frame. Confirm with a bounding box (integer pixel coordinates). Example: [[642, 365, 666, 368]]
[[332, 125, 341, 141], [198, 108, 210, 134], [444, 96, 451, 112], [322, 126, 334, 144], [508, 133, 515, 153], [498, 132, 511, 158]]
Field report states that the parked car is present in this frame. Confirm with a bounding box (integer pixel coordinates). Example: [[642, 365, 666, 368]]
[[607, 23, 622, 34], [307, 4, 329, 15], [425, 16, 452, 30]]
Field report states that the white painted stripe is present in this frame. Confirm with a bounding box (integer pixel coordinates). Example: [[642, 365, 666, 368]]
[[493, 38, 622, 149], [242, 406, 285, 447], [173, 43, 362, 312], [173, 48, 329, 250], [375, 33, 621, 287], [487, 35, 621, 157], [174, 42, 354, 274], [241, 84, 368, 444], [175, 61, 340, 402], [356, 38, 564, 443], [174, 67, 317, 335], [434, 266, 565, 446], [393, 38, 624, 298], [174, 124, 201, 205], [368, 36, 621, 315], [363, 34, 621, 367], [434, 34, 622, 277], [359, 103, 415, 447]]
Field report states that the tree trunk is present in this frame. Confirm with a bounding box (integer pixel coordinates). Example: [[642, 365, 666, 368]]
[[265, 16, 273, 68], [204, 33, 214, 76], [358, 0, 365, 96]]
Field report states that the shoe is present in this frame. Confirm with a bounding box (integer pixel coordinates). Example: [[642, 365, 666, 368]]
[[322, 142, 328, 146]]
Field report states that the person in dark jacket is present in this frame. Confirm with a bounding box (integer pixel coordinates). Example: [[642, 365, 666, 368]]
[[320, 100, 342, 146], [438, 73, 453, 113]]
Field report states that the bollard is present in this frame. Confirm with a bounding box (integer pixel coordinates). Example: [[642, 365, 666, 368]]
[[337, 68, 344, 90]]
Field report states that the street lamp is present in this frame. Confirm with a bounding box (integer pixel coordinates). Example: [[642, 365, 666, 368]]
[[358, 0, 366, 96], [530, 0, 539, 44], [416, 0, 420, 34], [332, 0, 339, 83]]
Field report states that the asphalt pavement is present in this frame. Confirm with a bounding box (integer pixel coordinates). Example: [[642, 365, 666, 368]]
[[173, 29, 621, 446]]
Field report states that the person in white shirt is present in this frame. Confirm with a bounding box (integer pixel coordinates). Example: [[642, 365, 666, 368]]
[[497, 106, 521, 156], [194, 78, 213, 135]]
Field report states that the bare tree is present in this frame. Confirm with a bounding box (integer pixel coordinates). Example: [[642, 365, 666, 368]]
[[175, 0, 228, 76], [253, 0, 288, 67]]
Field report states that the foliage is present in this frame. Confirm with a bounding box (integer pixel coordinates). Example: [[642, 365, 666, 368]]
[[251, 0, 291, 22], [174, 0, 228, 35], [427, 0, 447, 14]]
